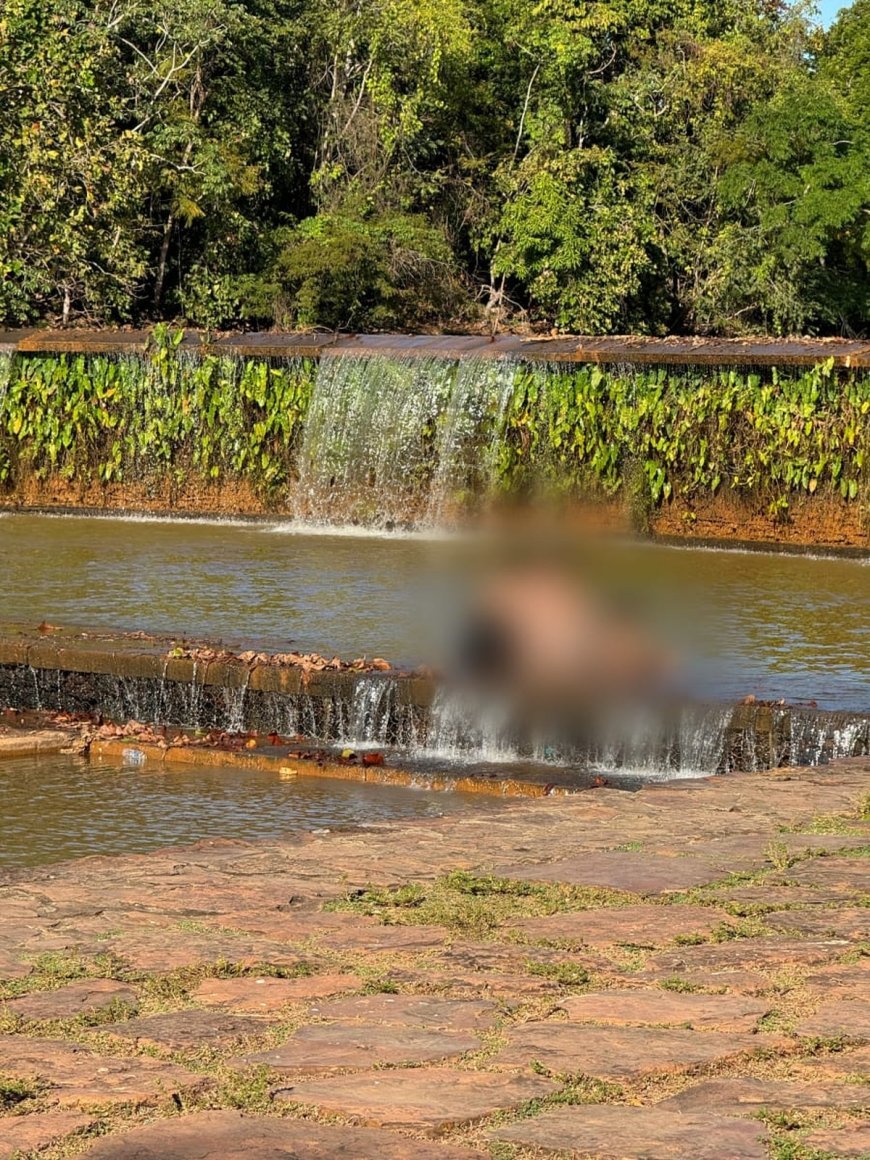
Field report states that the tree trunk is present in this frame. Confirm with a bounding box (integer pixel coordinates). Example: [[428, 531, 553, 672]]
[[153, 212, 175, 311]]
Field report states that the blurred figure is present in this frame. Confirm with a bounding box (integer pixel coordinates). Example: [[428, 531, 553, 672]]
[[455, 553, 675, 749]]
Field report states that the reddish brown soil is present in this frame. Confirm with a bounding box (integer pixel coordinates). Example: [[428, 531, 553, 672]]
[[650, 492, 869, 552], [0, 474, 272, 518], [1, 476, 867, 551]]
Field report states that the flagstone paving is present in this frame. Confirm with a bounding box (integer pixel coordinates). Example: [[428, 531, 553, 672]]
[[802, 1125, 870, 1158], [659, 1077, 869, 1115], [76, 1111, 487, 1159], [491, 1023, 786, 1079], [491, 1106, 770, 1159], [100, 1010, 272, 1052], [242, 1023, 483, 1074], [190, 973, 361, 1012], [514, 903, 735, 947], [0, 757, 867, 1159], [764, 906, 870, 940], [555, 989, 771, 1031], [0, 1111, 95, 1160], [794, 997, 870, 1039], [275, 1068, 559, 1132], [0, 1037, 209, 1108], [306, 994, 499, 1029], [3, 979, 138, 1022]]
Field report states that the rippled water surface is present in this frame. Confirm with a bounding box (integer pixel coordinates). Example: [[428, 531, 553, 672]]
[[0, 512, 867, 709], [0, 752, 494, 868]]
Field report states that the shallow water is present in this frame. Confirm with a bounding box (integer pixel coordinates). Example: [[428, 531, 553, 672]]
[[0, 751, 496, 869], [0, 512, 867, 710]]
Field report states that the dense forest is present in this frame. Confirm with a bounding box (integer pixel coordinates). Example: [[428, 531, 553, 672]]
[[1, 0, 868, 335]]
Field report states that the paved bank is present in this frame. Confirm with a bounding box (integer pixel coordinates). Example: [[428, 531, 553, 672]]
[[1, 758, 867, 1159]]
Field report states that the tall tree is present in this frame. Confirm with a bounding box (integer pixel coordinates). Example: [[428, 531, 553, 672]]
[[0, 0, 147, 322]]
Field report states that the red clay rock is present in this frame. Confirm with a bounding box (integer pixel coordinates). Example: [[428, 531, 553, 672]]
[[802, 963, 869, 994], [0, 1036, 208, 1108], [276, 1067, 558, 1132], [802, 1126, 870, 1158], [308, 994, 498, 1029], [0, 947, 30, 980], [195, 910, 372, 940], [241, 1023, 480, 1074], [780, 858, 870, 890], [191, 974, 360, 1012], [388, 966, 564, 999], [5, 980, 138, 1021], [0, 1111, 94, 1160], [101, 1010, 270, 1051], [491, 1105, 769, 1159], [795, 998, 870, 1039], [764, 907, 870, 940], [681, 832, 869, 869], [492, 1023, 781, 1079], [557, 990, 770, 1031], [103, 931, 305, 973], [516, 905, 731, 948], [707, 886, 859, 909], [315, 925, 451, 953], [794, 1045, 870, 1079], [660, 1077, 869, 1115], [494, 852, 718, 893], [643, 937, 848, 990], [77, 1110, 485, 1158], [431, 939, 605, 977]]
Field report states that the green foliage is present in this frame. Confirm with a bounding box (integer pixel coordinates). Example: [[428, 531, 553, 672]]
[[0, 349, 866, 512], [525, 960, 590, 986], [0, 0, 149, 323], [0, 0, 867, 333], [0, 1074, 41, 1110], [0, 339, 315, 496], [496, 361, 870, 508], [268, 209, 469, 331]]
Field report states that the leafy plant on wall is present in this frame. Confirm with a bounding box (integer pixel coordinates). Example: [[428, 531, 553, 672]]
[[0, 341, 866, 514]]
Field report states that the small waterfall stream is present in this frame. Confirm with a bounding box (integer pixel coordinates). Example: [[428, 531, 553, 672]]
[[0, 354, 12, 433], [293, 354, 517, 526], [4, 662, 866, 777]]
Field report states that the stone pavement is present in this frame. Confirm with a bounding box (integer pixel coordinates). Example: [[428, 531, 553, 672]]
[[1, 759, 868, 1159]]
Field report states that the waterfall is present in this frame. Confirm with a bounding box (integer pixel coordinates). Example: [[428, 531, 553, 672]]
[[222, 668, 251, 734], [0, 353, 12, 415], [2, 660, 868, 775], [787, 708, 870, 766], [293, 354, 517, 527], [423, 357, 518, 525]]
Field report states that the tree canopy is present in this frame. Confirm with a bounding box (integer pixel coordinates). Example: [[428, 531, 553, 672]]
[[0, 0, 867, 334]]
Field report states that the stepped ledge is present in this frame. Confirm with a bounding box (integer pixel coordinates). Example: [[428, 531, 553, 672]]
[[3, 328, 870, 365]]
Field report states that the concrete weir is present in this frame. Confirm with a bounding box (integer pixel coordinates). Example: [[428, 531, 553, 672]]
[[1, 625, 868, 782], [4, 328, 870, 366]]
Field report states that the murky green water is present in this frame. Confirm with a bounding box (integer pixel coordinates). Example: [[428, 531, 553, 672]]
[[0, 752, 495, 869], [0, 512, 867, 709]]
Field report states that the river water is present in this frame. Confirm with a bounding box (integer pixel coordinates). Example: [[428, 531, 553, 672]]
[[1, 512, 867, 710], [0, 751, 495, 869]]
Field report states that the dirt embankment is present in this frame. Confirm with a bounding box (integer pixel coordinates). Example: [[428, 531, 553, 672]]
[[1, 475, 867, 552]]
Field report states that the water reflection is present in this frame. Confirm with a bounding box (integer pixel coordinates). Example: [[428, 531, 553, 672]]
[[0, 752, 493, 869], [0, 513, 866, 710]]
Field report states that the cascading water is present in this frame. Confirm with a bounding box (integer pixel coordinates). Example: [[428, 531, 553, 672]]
[[293, 354, 517, 527], [424, 357, 518, 526], [2, 659, 868, 776], [0, 353, 12, 415]]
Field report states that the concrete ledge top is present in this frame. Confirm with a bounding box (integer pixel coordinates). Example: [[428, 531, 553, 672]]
[[1, 624, 869, 731], [1, 330, 869, 367]]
